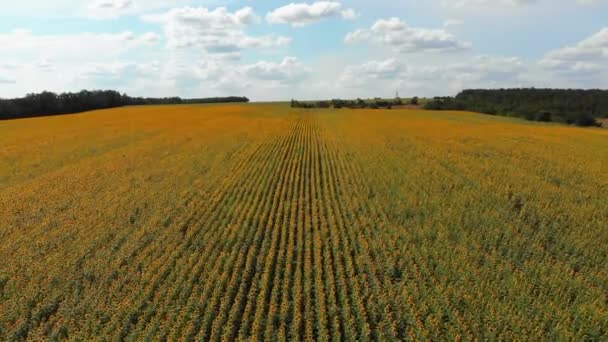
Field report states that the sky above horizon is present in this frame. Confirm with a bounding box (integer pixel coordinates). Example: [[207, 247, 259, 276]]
[[1, 0, 607, 101]]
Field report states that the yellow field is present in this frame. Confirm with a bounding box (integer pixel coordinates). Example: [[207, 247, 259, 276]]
[[1, 104, 607, 340]]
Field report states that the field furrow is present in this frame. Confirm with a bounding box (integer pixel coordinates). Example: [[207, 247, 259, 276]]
[[1, 105, 607, 340]]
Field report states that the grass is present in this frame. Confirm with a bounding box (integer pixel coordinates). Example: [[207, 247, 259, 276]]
[[1, 104, 607, 340]]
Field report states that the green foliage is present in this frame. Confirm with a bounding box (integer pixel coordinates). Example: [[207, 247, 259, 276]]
[[423, 97, 465, 111], [0, 90, 249, 120], [291, 98, 402, 109], [424, 88, 607, 127]]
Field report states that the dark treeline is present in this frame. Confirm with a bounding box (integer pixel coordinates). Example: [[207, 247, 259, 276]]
[[0, 90, 249, 120], [291, 97, 418, 109], [424, 88, 608, 127]]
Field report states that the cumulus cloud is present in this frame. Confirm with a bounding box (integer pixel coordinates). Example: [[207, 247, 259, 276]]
[[443, 55, 526, 82], [3, 1, 607, 101], [137, 56, 313, 98], [267, 1, 358, 27], [85, 0, 206, 19], [0, 29, 162, 97], [242, 57, 311, 84], [340, 8, 360, 20], [338, 58, 403, 88], [81, 61, 160, 79], [540, 28, 608, 74], [144, 7, 290, 54], [0, 29, 159, 62], [87, 0, 135, 18], [35, 58, 55, 72], [345, 18, 471, 53], [338, 55, 527, 94]]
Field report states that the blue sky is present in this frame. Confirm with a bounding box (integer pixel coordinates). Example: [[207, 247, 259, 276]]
[[1, 0, 607, 100]]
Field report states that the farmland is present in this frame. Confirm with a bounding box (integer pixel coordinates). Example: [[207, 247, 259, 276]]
[[1, 104, 607, 340]]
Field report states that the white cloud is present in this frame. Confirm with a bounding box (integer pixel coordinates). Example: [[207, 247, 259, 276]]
[[80, 61, 160, 79], [140, 32, 161, 44], [242, 57, 311, 84], [87, 0, 135, 18], [0, 29, 162, 97], [267, 1, 357, 26], [341, 8, 360, 20], [35, 58, 55, 72], [540, 28, 608, 75], [144, 7, 290, 54], [337, 55, 528, 96], [445, 55, 526, 81], [339, 58, 403, 88], [85, 0, 209, 19], [345, 18, 471, 53], [2, 1, 607, 101], [0, 29, 158, 62], [132, 56, 313, 98]]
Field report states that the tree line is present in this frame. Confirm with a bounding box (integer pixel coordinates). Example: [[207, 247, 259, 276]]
[[424, 88, 608, 127], [0, 90, 249, 120], [291, 97, 420, 110]]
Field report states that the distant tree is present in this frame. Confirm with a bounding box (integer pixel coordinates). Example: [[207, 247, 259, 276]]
[[424, 88, 604, 127], [356, 98, 367, 108], [291, 97, 410, 111], [573, 114, 599, 127], [411, 96, 419, 105], [0, 90, 249, 120], [395, 94, 402, 105], [536, 111, 552, 122], [317, 101, 331, 108]]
